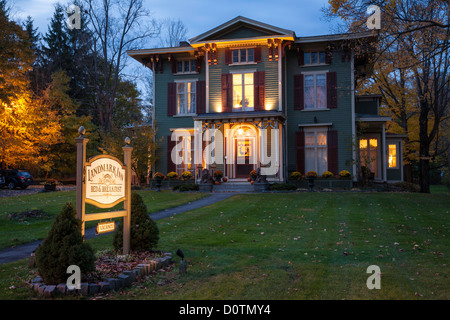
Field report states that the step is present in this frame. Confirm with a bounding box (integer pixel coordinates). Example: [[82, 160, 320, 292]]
[[212, 182, 255, 192]]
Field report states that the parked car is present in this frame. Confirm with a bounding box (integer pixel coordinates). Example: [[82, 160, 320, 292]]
[[0, 169, 34, 189]]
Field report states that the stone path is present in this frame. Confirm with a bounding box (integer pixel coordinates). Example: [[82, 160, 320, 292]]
[[0, 192, 234, 264]]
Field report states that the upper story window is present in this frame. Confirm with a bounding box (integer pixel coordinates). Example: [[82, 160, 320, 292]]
[[304, 51, 327, 65], [232, 48, 255, 64], [232, 72, 254, 111], [177, 60, 197, 74], [304, 72, 327, 109], [176, 80, 196, 115]]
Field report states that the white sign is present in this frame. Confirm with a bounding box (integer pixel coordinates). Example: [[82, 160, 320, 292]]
[[96, 221, 116, 234], [85, 156, 126, 208]]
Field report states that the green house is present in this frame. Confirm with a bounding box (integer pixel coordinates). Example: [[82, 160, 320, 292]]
[[128, 16, 404, 183]]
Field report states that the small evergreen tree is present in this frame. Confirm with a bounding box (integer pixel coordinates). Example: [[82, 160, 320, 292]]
[[113, 192, 159, 252], [35, 202, 95, 285]]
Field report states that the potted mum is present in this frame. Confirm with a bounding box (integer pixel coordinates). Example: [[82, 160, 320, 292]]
[[290, 171, 303, 181], [322, 171, 334, 179], [167, 171, 178, 180], [249, 170, 257, 181], [181, 171, 193, 181], [339, 170, 351, 180], [213, 170, 223, 183]]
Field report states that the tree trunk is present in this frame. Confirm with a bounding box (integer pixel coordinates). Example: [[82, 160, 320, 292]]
[[419, 101, 431, 193]]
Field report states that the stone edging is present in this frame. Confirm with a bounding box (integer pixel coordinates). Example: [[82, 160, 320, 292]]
[[28, 252, 172, 298]]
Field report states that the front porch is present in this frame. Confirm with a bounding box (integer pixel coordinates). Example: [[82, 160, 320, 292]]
[[192, 111, 286, 183]]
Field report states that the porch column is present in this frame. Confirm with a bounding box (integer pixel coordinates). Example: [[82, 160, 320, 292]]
[[382, 123, 387, 182], [194, 120, 203, 183]]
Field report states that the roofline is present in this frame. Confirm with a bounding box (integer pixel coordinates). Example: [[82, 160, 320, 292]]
[[189, 15, 295, 43], [127, 46, 195, 57], [295, 31, 376, 43]]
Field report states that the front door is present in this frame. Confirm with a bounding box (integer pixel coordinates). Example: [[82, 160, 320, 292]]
[[235, 138, 254, 178]]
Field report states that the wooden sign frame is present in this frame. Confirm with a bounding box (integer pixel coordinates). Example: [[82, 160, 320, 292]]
[[75, 127, 133, 254]]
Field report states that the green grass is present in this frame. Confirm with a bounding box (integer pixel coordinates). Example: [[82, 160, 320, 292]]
[[0, 191, 449, 300], [0, 190, 208, 249]]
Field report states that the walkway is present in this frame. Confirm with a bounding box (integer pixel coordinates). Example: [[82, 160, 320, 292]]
[[0, 192, 234, 264]]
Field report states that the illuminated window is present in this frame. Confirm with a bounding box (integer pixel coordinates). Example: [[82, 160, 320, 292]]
[[388, 144, 398, 168], [305, 128, 328, 174], [359, 137, 379, 178], [176, 81, 196, 115], [232, 72, 254, 111], [304, 73, 326, 109]]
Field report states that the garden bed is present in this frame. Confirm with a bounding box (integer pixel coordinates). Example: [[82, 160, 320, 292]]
[[28, 250, 173, 298]]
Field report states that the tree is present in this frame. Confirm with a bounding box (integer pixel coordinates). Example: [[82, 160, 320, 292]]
[[43, 69, 98, 177], [35, 202, 95, 285], [324, 0, 450, 193], [113, 192, 159, 252], [158, 18, 188, 47], [82, 0, 160, 132], [0, 2, 62, 171]]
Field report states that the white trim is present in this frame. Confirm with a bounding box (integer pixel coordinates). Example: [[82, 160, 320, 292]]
[[356, 116, 391, 122], [300, 108, 331, 112], [229, 69, 257, 74]]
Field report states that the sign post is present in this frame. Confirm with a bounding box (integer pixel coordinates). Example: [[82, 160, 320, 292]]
[[75, 127, 133, 255]]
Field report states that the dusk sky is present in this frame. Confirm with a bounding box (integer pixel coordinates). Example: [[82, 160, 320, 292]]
[[11, 0, 340, 44]]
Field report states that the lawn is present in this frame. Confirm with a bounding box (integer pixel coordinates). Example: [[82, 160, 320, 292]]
[[0, 190, 208, 249], [0, 191, 449, 300]]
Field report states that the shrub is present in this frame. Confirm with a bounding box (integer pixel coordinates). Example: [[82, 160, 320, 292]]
[[35, 202, 95, 285], [113, 192, 159, 252], [290, 171, 303, 180], [167, 171, 178, 180], [173, 184, 199, 192], [393, 182, 420, 193], [268, 183, 297, 191], [322, 171, 334, 178]]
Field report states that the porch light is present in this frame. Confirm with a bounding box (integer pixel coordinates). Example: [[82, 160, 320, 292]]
[[238, 128, 244, 136]]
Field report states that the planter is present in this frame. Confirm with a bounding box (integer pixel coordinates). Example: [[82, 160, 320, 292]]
[[253, 182, 269, 192], [199, 183, 213, 192], [307, 177, 315, 192], [155, 178, 163, 192]]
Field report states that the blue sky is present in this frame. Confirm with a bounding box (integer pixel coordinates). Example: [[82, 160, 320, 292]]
[[12, 0, 339, 43]]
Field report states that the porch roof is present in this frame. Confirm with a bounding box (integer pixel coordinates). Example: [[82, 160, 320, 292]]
[[193, 111, 286, 122], [356, 113, 391, 122]]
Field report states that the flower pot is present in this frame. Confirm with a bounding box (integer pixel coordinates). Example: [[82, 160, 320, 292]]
[[223, 177, 228, 182]]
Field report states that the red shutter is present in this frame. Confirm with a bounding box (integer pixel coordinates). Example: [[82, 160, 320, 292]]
[[221, 73, 232, 113], [296, 131, 305, 174], [196, 80, 206, 114], [294, 74, 304, 110], [254, 47, 262, 63], [327, 72, 337, 108], [167, 82, 176, 116], [254, 71, 265, 111], [325, 49, 332, 64], [298, 50, 304, 66], [167, 135, 176, 173], [225, 48, 231, 65], [196, 56, 202, 73], [171, 58, 178, 73], [327, 130, 338, 174]]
